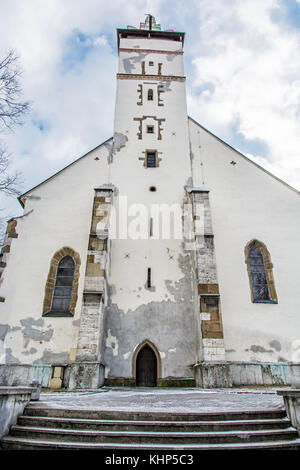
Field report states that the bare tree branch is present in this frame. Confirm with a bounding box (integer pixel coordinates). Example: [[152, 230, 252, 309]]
[[0, 144, 23, 196], [0, 50, 30, 132], [0, 50, 29, 246]]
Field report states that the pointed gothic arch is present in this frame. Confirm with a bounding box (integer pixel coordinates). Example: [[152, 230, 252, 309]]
[[244, 239, 278, 303], [42, 247, 81, 316], [132, 339, 162, 384]]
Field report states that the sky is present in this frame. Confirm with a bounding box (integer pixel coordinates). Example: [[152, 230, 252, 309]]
[[1, 0, 300, 223]]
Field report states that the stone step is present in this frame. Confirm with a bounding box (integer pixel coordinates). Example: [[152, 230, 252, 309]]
[[9, 425, 298, 445], [24, 406, 287, 422], [2, 436, 300, 450], [17, 415, 292, 432]]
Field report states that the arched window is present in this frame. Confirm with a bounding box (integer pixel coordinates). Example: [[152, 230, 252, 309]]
[[147, 89, 153, 101], [42, 247, 81, 317], [245, 240, 277, 303], [52, 256, 75, 312]]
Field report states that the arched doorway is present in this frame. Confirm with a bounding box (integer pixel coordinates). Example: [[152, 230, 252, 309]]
[[136, 344, 157, 387]]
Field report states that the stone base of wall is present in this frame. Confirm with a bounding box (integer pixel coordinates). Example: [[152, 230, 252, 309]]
[[0, 387, 35, 438], [66, 362, 105, 390], [0, 363, 105, 390], [103, 377, 196, 388], [0, 364, 52, 388], [104, 377, 136, 387], [157, 377, 196, 388], [277, 390, 300, 435], [194, 362, 300, 388]]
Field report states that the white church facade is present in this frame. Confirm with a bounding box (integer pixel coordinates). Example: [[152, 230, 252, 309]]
[[0, 16, 300, 389]]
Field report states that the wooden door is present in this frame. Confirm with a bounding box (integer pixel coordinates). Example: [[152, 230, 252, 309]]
[[136, 345, 157, 387]]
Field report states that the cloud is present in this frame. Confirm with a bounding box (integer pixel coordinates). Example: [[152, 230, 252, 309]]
[[187, 0, 300, 190], [0, 0, 299, 226]]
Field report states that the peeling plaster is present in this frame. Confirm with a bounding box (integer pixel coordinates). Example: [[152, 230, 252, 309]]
[[278, 356, 288, 362], [269, 340, 281, 351], [106, 329, 119, 357], [4, 348, 20, 363], [104, 253, 196, 378], [144, 281, 156, 292], [0, 324, 21, 341], [249, 345, 274, 354], [166, 54, 176, 62], [0, 325, 10, 342], [158, 80, 172, 93], [20, 317, 53, 343], [33, 349, 69, 364], [107, 133, 128, 163], [22, 347, 38, 356], [123, 53, 148, 74]]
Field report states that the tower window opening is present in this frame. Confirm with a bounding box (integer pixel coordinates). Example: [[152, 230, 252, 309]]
[[150, 218, 153, 237], [146, 152, 156, 167], [149, 61, 154, 66], [147, 125, 154, 133], [148, 89, 153, 101], [147, 268, 152, 288]]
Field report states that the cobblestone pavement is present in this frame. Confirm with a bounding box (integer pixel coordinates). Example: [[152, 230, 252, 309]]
[[30, 387, 286, 413]]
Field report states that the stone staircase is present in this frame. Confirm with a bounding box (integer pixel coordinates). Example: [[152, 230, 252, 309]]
[[1, 406, 300, 450]]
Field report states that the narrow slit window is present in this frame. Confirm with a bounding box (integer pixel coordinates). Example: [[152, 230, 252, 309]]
[[147, 268, 151, 288], [146, 152, 156, 168], [52, 256, 75, 312], [149, 218, 153, 237], [148, 89, 153, 101]]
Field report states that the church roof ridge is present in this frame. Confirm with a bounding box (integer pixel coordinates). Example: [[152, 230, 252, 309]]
[[18, 136, 113, 207], [17, 117, 299, 209], [188, 116, 300, 196]]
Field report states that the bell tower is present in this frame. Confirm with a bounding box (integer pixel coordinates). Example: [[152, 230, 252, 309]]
[[103, 16, 200, 386]]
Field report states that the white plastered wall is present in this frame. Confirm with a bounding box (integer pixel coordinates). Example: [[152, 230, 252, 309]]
[[0, 142, 111, 365], [189, 117, 300, 364]]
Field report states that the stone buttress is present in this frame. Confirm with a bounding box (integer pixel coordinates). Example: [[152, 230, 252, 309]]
[[187, 188, 228, 386], [68, 186, 114, 389]]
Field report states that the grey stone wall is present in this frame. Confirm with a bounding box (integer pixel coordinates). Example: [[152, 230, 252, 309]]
[[0, 387, 34, 438]]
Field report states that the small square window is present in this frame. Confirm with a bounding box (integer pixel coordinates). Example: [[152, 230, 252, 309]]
[[147, 126, 154, 134], [149, 61, 154, 66], [148, 89, 153, 101], [146, 152, 156, 168]]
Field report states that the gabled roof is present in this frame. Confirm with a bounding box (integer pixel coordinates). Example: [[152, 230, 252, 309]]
[[18, 137, 113, 207], [189, 116, 300, 196], [18, 117, 299, 208]]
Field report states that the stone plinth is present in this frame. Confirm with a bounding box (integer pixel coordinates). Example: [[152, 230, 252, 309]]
[[66, 362, 105, 390], [277, 390, 300, 435], [0, 386, 35, 438]]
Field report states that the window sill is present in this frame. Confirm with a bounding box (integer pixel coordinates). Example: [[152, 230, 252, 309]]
[[42, 310, 74, 317], [253, 300, 278, 304]]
